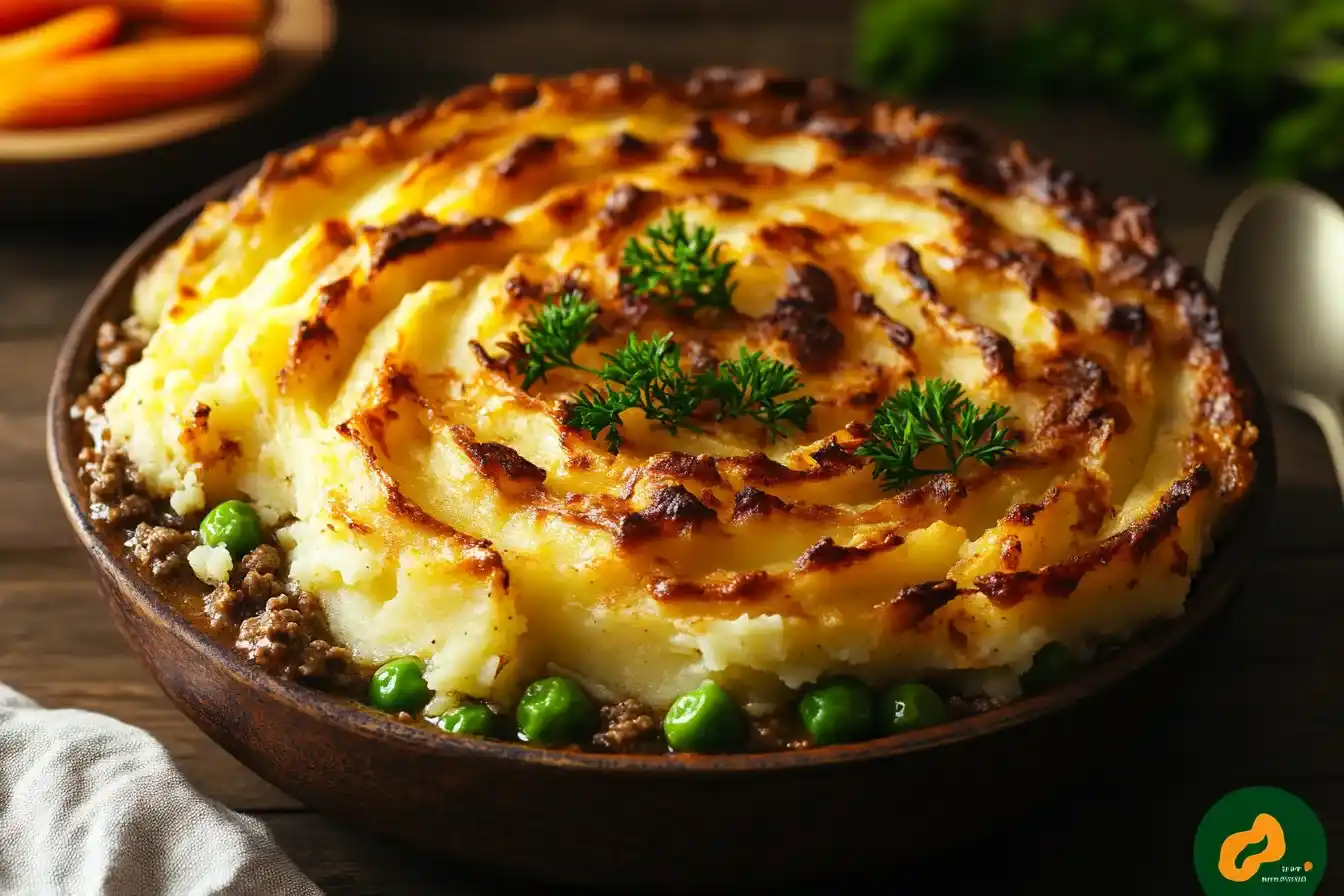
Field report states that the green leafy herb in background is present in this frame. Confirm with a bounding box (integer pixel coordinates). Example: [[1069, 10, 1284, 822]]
[[856, 0, 1344, 180], [856, 378, 1016, 489]]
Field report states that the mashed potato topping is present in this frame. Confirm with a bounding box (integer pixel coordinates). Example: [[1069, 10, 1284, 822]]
[[104, 67, 1257, 714]]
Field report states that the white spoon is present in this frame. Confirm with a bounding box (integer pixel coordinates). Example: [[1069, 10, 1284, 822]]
[[1205, 181, 1344, 494]]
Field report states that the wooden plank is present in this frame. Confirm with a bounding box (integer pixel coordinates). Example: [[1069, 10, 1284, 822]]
[[1157, 555, 1344, 779], [0, 339, 59, 416], [0, 406, 84, 554], [856, 777, 1344, 896], [0, 336, 88, 552], [0, 240, 126, 337], [256, 811, 486, 896]]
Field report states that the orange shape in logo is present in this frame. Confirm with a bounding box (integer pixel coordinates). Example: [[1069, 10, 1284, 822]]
[[1218, 813, 1287, 882]]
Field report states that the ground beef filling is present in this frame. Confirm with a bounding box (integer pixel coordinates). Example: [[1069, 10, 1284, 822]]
[[77, 319, 155, 527], [73, 319, 148, 423], [127, 523, 196, 579], [198, 545, 353, 686], [204, 544, 285, 631], [592, 700, 662, 753], [236, 592, 353, 686], [749, 715, 810, 752], [947, 694, 1009, 716], [81, 447, 153, 526], [76, 320, 352, 691]]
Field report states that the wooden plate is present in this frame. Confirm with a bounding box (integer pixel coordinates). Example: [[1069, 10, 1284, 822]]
[[46, 158, 1278, 891], [0, 0, 334, 219]]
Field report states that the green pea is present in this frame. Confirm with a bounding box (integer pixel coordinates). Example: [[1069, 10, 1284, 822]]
[[878, 682, 946, 735], [369, 657, 432, 715], [436, 703, 497, 737], [662, 681, 746, 753], [199, 499, 263, 560], [515, 677, 596, 746], [799, 676, 875, 746], [1019, 641, 1077, 694]]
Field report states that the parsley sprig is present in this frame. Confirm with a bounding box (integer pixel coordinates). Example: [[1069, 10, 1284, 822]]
[[620, 210, 737, 314], [568, 334, 702, 452], [566, 337, 815, 452], [500, 213, 813, 450], [503, 299, 815, 451], [514, 289, 600, 389], [856, 378, 1016, 489], [705, 348, 818, 442]]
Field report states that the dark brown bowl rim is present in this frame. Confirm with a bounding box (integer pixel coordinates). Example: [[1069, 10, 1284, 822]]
[[46, 153, 1278, 776]]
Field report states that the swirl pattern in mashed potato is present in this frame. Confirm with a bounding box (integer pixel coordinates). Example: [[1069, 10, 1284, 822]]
[[102, 66, 1257, 716]]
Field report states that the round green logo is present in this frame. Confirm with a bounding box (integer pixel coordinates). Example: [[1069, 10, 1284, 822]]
[[1195, 787, 1327, 895]]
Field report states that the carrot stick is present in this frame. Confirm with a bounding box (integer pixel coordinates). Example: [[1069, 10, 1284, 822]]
[[2, 1, 265, 35], [0, 35, 263, 129], [0, 6, 122, 69], [116, 0, 266, 31], [124, 21, 198, 42], [0, 1, 63, 35]]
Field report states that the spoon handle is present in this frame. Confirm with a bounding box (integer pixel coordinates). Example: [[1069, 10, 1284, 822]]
[[1281, 389, 1344, 499]]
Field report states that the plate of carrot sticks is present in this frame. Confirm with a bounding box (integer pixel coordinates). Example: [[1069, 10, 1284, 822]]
[[0, 0, 334, 160]]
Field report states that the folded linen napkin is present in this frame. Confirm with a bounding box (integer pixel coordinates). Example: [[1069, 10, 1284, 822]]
[[0, 683, 323, 896]]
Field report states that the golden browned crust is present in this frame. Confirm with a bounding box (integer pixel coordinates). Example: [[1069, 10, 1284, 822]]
[[127, 64, 1257, 646]]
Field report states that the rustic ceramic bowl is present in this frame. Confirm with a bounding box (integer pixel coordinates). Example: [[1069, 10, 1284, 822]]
[[47, 160, 1277, 891]]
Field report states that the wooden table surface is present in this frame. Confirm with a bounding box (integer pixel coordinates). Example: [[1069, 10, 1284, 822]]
[[2, 4, 1341, 893]]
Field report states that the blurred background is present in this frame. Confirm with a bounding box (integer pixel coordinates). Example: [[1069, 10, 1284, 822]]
[[6, 0, 1342, 224]]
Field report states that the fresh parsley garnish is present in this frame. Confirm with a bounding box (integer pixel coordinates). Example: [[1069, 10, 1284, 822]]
[[567, 389, 640, 454], [568, 333, 701, 452], [515, 289, 599, 389], [703, 347, 818, 442], [563, 336, 814, 453], [620, 210, 737, 314], [503, 241, 813, 450], [856, 377, 1016, 489]]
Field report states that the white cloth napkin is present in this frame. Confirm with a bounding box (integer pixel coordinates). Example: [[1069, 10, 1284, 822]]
[[0, 684, 323, 896]]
